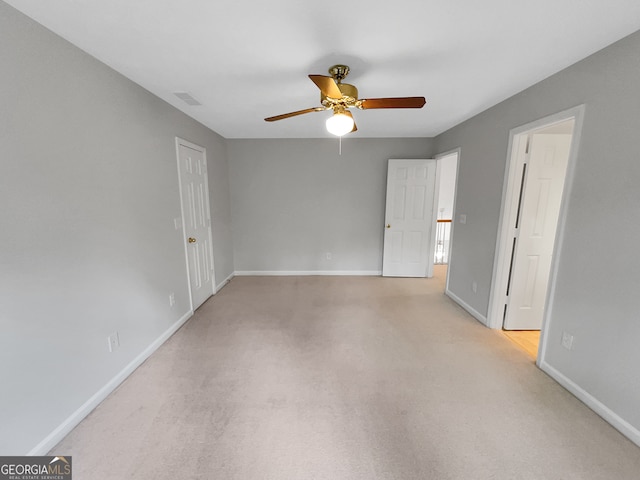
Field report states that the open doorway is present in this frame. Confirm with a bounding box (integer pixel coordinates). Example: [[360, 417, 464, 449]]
[[488, 106, 585, 362], [503, 122, 573, 331], [433, 150, 459, 290]]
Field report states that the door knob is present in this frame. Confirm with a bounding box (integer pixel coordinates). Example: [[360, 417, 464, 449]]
[[188, 237, 197, 243], [386, 224, 391, 229]]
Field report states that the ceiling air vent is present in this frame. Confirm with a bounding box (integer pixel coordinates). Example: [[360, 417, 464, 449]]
[[173, 92, 202, 106]]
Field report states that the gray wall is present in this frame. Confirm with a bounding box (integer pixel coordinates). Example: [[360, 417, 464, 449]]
[[435, 30, 640, 435], [228, 138, 434, 273], [0, 2, 233, 454]]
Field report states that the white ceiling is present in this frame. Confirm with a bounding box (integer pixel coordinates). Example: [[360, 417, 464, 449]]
[[6, 0, 640, 138]]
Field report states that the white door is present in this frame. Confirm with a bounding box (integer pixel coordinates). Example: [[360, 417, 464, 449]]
[[382, 159, 437, 277], [504, 134, 571, 330], [176, 139, 216, 310]]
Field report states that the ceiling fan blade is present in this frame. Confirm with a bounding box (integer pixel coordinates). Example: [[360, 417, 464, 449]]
[[264, 107, 325, 122], [360, 97, 426, 109], [309, 75, 343, 99], [344, 110, 357, 133]]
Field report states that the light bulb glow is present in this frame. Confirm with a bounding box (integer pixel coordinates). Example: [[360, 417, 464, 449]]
[[326, 112, 354, 136]]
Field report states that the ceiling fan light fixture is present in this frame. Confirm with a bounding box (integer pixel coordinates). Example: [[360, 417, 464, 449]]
[[326, 111, 354, 136]]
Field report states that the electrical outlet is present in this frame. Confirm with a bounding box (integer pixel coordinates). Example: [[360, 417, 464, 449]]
[[561, 332, 574, 350], [472, 281, 477, 293], [107, 332, 120, 353], [459, 214, 467, 224], [169, 292, 175, 307], [326, 252, 332, 260]]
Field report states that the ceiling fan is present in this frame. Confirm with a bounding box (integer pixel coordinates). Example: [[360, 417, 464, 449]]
[[264, 65, 426, 136]]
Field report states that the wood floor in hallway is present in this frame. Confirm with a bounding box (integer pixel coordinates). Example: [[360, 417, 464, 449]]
[[502, 330, 541, 359]]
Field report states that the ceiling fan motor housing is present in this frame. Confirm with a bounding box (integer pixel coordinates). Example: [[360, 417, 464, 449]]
[[321, 83, 358, 106]]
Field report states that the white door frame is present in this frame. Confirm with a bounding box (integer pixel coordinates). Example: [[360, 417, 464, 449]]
[[487, 105, 585, 363], [175, 137, 216, 311], [434, 148, 461, 293]]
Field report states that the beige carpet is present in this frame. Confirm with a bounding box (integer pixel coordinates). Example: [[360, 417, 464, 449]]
[[51, 267, 640, 479]]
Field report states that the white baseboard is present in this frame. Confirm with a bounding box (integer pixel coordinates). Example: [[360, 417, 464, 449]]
[[234, 270, 382, 276], [216, 272, 234, 292], [27, 310, 194, 455], [445, 288, 488, 326], [540, 361, 640, 448]]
